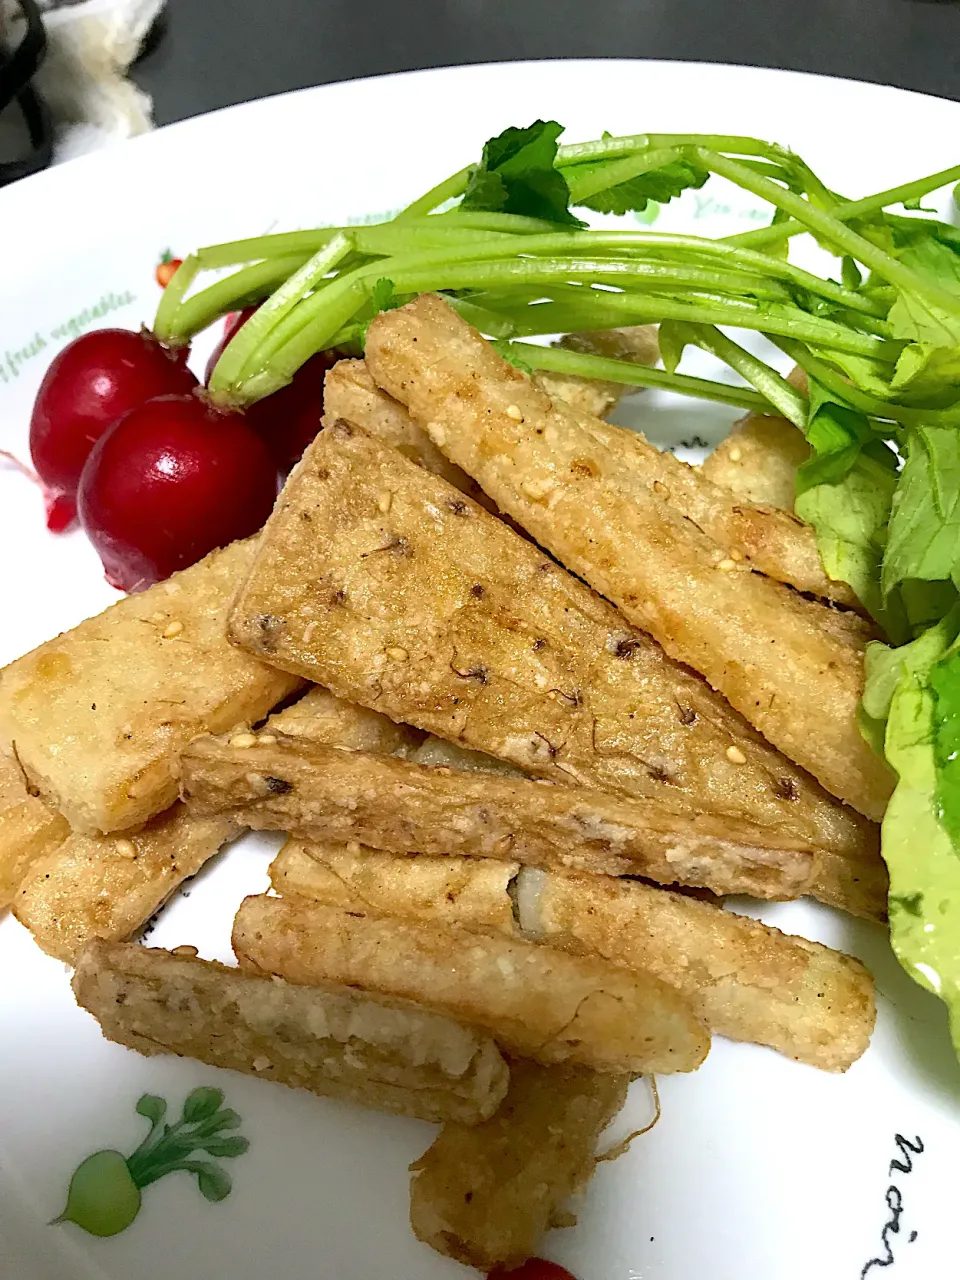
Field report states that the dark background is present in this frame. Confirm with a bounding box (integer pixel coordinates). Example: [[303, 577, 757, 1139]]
[[134, 0, 960, 124]]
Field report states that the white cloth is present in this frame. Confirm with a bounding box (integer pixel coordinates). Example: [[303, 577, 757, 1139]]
[[2, 0, 164, 161]]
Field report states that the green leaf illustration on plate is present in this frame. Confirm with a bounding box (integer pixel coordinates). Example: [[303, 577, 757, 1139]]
[[51, 1087, 250, 1237]]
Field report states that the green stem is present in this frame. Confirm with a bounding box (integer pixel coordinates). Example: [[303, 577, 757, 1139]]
[[676, 323, 808, 427], [427, 210, 568, 233], [776, 339, 953, 429], [208, 232, 353, 393], [564, 148, 683, 202], [727, 161, 960, 249], [556, 133, 781, 165], [153, 256, 200, 342], [395, 165, 473, 219], [699, 148, 960, 313], [505, 341, 773, 413], [196, 229, 342, 268], [164, 253, 312, 342]]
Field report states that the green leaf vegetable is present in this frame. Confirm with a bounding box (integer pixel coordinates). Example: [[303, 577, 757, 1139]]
[[52, 1087, 250, 1236], [152, 123, 960, 1055]]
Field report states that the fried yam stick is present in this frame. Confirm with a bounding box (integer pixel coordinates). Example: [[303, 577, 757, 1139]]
[[272, 842, 874, 1070], [14, 804, 237, 962], [411, 736, 887, 923], [322, 359, 493, 508], [410, 1058, 630, 1270], [364, 295, 891, 818], [270, 839, 519, 935], [810, 844, 888, 924], [267, 684, 422, 756], [0, 750, 68, 909], [527, 869, 875, 1071], [233, 894, 709, 1074], [13, 687, 415, 961], [228, 420, 876, 864], [371, 302, 850, 606], [702, 411, 811, 510], [0, 540, 302, 834], [182, 734, 817, 900], [73, 941, 509, 1125]]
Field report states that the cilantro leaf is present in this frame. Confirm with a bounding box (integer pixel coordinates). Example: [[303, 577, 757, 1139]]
[[369, 277, 401, 314], [356, 277, 410, 347], [570, 155, 709, 216], [461, 122, 584, 227]]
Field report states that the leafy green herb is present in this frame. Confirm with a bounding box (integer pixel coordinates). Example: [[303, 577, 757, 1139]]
[[882, 426, 960, 628], [872, 618, 960, 1059], [570, 154, 708, 216], [53, 1087, 250, 1238], [461, 121, 584, 227]]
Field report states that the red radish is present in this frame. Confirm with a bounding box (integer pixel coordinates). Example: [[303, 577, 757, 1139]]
[[29, 329, 197, 524], [487, 1262, 577, 1280], [77, 395, 278, 591], [206, 307, 338, 472]]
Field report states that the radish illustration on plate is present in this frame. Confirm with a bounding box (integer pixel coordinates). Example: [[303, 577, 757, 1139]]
[[52, 1087, 250, 1238]]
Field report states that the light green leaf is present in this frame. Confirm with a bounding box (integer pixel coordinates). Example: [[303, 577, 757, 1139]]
[[890, 342, 960, 400], [796, 453, 895, 620], [886, 238, 960, 348], [882, 631, 960, 1059], [572, 155, 708, 216], [882, 427, 960, 614]]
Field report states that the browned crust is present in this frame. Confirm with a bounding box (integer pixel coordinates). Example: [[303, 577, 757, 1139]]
[[182, 733, 817, 900], [364, 295, 891, 819]]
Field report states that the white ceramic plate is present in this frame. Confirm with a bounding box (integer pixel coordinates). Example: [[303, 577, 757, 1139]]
[[1, 60, 959, 1280]]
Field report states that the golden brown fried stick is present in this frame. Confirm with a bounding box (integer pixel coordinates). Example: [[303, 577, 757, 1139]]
[[266, 684, 422, 756], [364, 295, 891, 819], [410, 1058, 630, 1270], [14, 805, 237, 962], [270, 839, 519, 935], [527, 869, 874, 1071], [322, 359, 493, 507], [0, 540, 302, 834], [233, 894, 709, 1074], [702, 411, 811, 510], [410, 736, 886, 923], [73, 941, 509, 1125], [13, 686, 417, 961], [810, 845, 888, 924], [271, 842, 873, 1071], [371, 302, 851, 607], [228, 420, 876, 864], [0, 750, 68, 909], [182, 733, 816, 900]]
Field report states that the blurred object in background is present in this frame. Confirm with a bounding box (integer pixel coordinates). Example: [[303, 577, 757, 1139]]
[[0, 0, 51, 185], [0, 0, 164, 181]]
